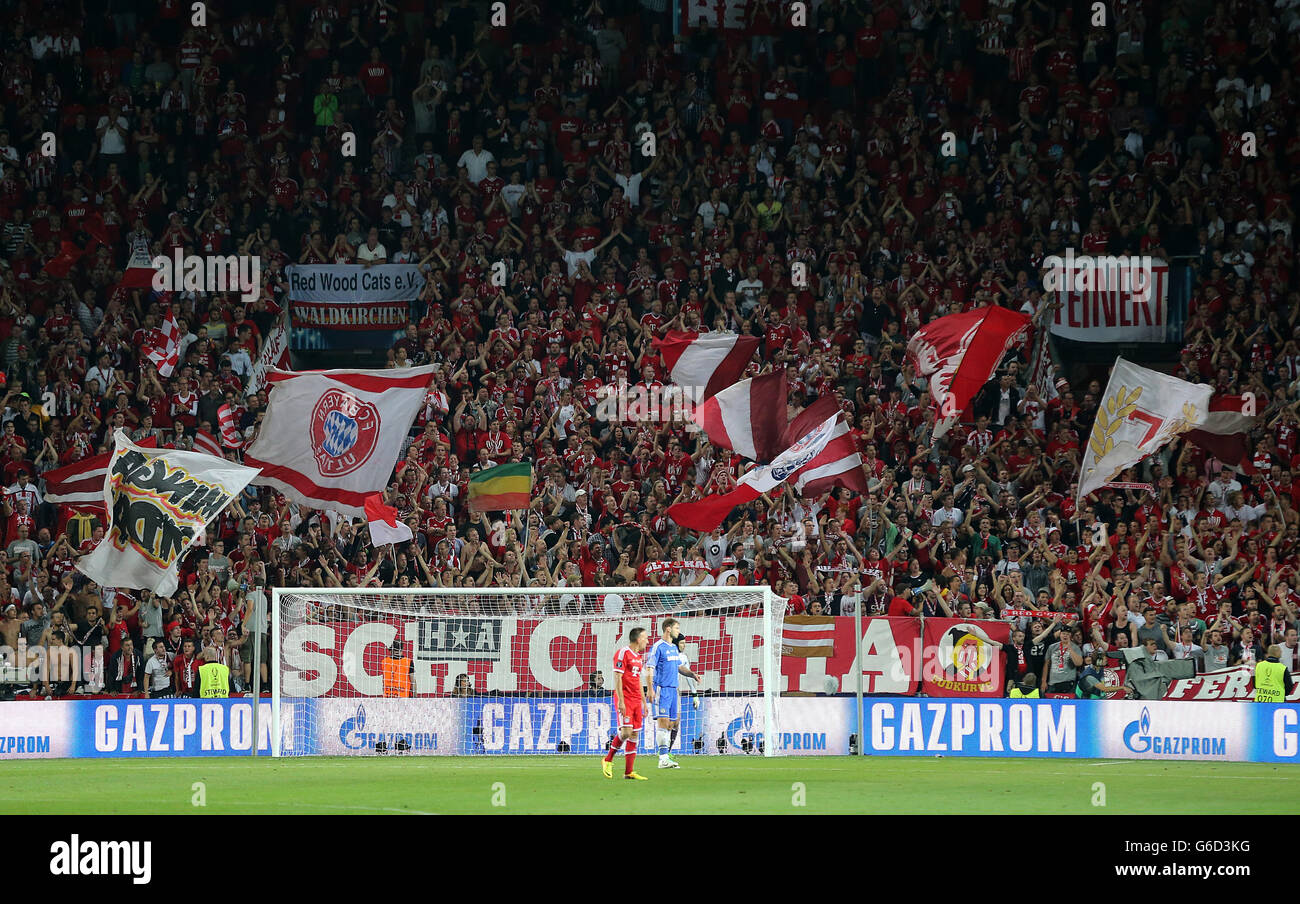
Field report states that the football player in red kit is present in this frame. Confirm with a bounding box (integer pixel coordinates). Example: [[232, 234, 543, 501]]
[[603, 626, 650, 780]]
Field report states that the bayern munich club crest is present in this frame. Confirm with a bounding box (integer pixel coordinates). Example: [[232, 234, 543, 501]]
[[309, 388, 380, 477]]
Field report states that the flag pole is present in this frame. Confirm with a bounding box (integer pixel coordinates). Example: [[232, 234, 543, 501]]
[[519, 506, 529, 564]]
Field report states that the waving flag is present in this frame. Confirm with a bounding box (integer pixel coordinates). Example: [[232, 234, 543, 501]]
[[118, 239, 158, 290], [1077, 358, 1212, 506], [216, 403, 245, 448], [1184, 394, 1259, 474], [668, 412, 840, 531], [43, 437, 158, 512], [691, 371, 788, 461], [76, 430, 260, 596], [365, 493, 414, 547], [247, 313, 291, 395], [43, 214, 110, 278], [467, 462, 533, 512], [782, 396, 868, 496], [906, 307, 1032, 438], [192, 431, 224, 458], [781, 615, 836, 657], [243, 365, 436, 519], [652, 330, 760, 400], [143, 309, 182, 377]]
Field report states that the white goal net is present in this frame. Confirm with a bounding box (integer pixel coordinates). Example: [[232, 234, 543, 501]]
[[271, 586, 785, 757]]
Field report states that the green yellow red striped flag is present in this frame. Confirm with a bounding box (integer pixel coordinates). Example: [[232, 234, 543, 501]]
[[467, 461, 533, 512]]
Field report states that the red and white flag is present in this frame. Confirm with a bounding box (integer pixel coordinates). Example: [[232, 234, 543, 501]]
[[143, 310, 182, 378], [243, 365, 437, 519], [247, 314, 291, 395], [781, 615, 836, 657], [192, 431, 224, 458], [1185, 395, 1259, 474], [906, 306, 1032, 438], [691, 371, 787, 461], [216, 403, 245, 448], [365, 493, 414, 548], [782, 396, 868, 497], [43, 437, 158, 512], [118, 239, 158, 290], [652, 330, 760, 400], [668, 411, 840, 531]]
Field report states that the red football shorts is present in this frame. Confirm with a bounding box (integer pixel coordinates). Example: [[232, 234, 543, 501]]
[[618, 698, 644, 729]]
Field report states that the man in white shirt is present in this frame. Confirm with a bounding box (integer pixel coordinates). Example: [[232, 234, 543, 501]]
[[736, 266, 764, 314], [1281, 628, 1299, 673], [501, 173, 527, 214], [145, 641, 173, 698], [85, 353, 116, 395], [1206, 470, 1242, 504], [96, 105, 130, 156], [29, 31, 55, 61], [6, 474, 42, 512], [427, 467, 459, 508], [930, 495, 964, 528], [356, 228, 388, 266], [382, 180, 417, 214], [456, 135, 495, 184], [697, 188, 729, 229], [614, 162, 644, 207]]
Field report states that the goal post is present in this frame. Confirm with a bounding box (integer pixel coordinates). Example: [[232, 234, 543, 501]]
[[270, 585, 785, 758]]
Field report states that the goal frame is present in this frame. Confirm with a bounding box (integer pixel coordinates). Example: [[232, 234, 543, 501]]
[[269, 584, 781, 757]]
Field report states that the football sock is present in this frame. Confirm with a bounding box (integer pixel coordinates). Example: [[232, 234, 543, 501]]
[[624, 739, 637, 774], [670, 727, 679, 750], [657, 727, 669, 757], [604, 735, 624, 763]]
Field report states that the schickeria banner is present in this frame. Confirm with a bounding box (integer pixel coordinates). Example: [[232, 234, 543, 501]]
[[287, 264, 424, 351]]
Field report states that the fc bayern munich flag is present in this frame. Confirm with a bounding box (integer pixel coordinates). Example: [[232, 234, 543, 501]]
[[76, 430, 260, 596], [243, 365, 437, 518], [692, 371, 787, 461], [906, 306, 1032, 438], [782, 396, 868, 496], [143, 310, 182, 377], [668, 411, 840, 531], [652, 330, 760, 400], [1184, 394, 1259, 474]]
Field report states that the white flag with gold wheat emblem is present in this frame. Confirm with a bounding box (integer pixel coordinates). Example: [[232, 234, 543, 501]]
[[1077, 358, 1212, 505]]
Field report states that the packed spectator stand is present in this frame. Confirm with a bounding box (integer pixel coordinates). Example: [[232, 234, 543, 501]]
[[0, 0, 1297, 701]]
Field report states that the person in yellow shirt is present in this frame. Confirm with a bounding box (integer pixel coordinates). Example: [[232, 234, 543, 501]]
[[1008, 672, 1041, 698], [1253, 646, 1294, 702], [381, 640, 413, 698], [198, 647, 230, 698]]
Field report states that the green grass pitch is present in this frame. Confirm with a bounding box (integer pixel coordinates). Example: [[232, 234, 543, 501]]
[[2, 757, 1296, 814]]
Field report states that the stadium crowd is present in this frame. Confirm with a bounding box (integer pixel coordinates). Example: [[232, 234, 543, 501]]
[[0, 0, 1298, 699]]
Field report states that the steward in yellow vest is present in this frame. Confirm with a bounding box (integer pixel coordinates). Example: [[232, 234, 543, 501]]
[[1008, 672, 1041, 698], [198, 648, 231, 698], [1254, 647, 1294, 702]]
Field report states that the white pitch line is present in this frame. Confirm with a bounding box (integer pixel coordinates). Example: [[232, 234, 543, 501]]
[[9, 796, 438, 815]]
